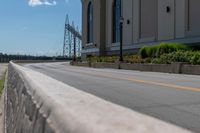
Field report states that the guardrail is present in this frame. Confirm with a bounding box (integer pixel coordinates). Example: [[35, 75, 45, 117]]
[[4, 62, 191, 133]]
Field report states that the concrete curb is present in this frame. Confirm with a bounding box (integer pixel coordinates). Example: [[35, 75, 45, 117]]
[[71, 62, 200, 75], [5, 62, 192, 133]]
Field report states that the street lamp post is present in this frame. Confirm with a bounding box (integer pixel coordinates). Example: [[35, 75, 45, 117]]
[[73, 36, 76, 61], [119, 16, 124, 62]]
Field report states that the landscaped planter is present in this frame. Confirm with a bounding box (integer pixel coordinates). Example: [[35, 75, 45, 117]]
[[71, 61, 200, 75]]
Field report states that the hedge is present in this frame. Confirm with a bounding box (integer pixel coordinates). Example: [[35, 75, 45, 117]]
[[152, 51, 200, 65], [139, 42, 189, 59]]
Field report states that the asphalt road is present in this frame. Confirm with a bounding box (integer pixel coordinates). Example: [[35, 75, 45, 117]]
[[25, 62, 200, 132]]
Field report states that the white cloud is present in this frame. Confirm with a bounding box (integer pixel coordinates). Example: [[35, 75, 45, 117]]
[[28, 0, 57, 7]]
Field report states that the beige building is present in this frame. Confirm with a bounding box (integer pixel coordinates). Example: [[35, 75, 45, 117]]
[[81, 0, 200, 57]]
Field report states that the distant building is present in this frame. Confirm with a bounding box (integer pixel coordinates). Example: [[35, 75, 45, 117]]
[[81, 0, 200, 58]]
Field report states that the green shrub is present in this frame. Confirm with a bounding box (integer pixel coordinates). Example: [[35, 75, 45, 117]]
[[139, 42, 189, 59], [100, 56, 118, 63], [143, 57, 153, 63], [87, 55, 145, 64], [139, 46, 149, 59], [190, 52, 200, 64], [87, 56, 117, 63], [156, 42, 188, 57], [151, 51, 200, 65], [139, 45, 158, 58], [151, 58, 165, 64], [124, 55, 143, 63]]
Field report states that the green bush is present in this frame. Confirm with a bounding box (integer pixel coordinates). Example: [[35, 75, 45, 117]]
[[139, 42, 189, 59], [151, 51, 200, 65], [151, 58, 164, 64], [100, 56, 118, 63], [139, 45, 158, 58], [138, 47, 147, 59], [87, 56, 117, 63], [190, 51, 200, 64], [87, 55, 145, 64], [124, 55, 143, 63], [143, 57, 152, 64], [156, 42, 188, 57]]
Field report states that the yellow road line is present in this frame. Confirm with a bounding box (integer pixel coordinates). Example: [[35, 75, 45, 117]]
[[67, 67, 200, 92]]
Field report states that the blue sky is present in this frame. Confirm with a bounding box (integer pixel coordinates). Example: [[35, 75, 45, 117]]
[[0, 0, 81, 56]]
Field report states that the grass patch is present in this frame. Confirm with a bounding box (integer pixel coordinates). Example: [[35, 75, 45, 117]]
[[0, 72, 6, 96]]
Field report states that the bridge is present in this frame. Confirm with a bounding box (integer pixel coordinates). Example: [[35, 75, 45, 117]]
[[0, 61, 197, 132]]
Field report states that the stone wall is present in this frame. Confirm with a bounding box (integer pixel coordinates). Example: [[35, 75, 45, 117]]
[[6, 63, 54, 133], [4, 62, 191, 133]]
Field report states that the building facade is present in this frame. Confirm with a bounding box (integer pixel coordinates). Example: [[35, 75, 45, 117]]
[[81, 0, 200, 58]]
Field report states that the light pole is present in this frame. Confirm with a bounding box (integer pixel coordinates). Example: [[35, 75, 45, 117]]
[[73, 36, 76, 61], [119, 16, 124, 62], [119, 0, 124, 62]]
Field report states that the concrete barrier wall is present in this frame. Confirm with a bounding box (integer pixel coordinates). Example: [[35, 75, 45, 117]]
[[71, 61, 200, 75], [5, 62, 191, 133], [6, 63, 55, 133], [70, 61, 90, 67], [120, 63, 173, 73], [181, 64, 200, 75], [91, 62, 119, 69]]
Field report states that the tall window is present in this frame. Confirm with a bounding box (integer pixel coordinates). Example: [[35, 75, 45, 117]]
[[112, 0, 121, 43], [87, 1, 93, 43]]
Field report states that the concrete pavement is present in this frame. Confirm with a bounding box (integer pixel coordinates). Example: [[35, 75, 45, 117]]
[[25, 62, 200, 132]]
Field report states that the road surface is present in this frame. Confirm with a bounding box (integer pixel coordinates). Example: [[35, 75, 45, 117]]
[[25, 62, 200, 132]]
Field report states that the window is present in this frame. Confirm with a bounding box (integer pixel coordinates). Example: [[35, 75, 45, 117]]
[[87, 1, 93, 43], [112, 0, 121, 43]]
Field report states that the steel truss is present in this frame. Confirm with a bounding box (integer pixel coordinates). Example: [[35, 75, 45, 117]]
[[63, 15, 82, 59]]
